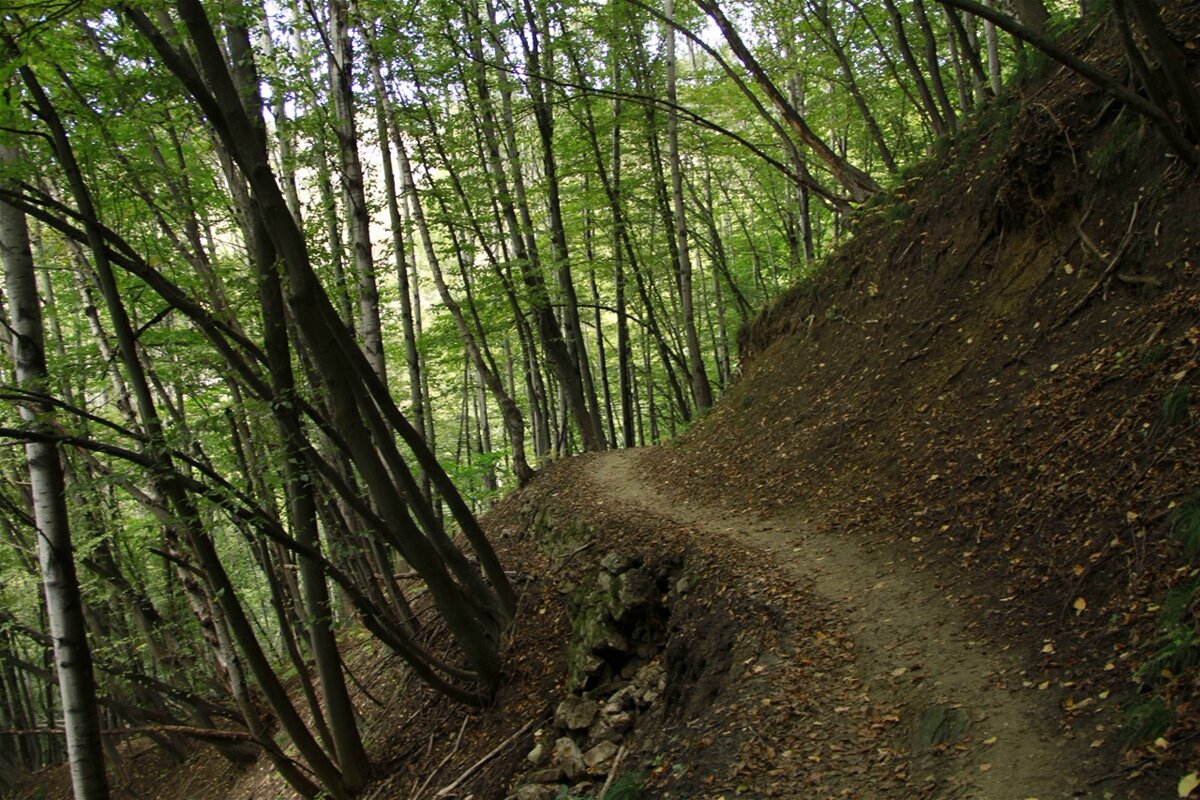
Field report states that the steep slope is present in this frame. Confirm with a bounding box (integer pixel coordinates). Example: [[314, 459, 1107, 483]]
[[635, 9, 1200, 797]]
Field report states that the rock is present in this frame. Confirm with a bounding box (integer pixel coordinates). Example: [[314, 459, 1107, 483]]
[[583, 741, 620, 770], [602, 710, 633, 733], [634, 660, 665, 689], [555, 695, 597, 731], [611, 569, 656, 621], [674, 574, 695, 595], [603, 685, 639, 715], [523, 767, 564, 784], [586, 718, 622, 746], [553, 736, 586, 781], [634, 661, 666, 706], [513, 784, 559, 800], [525, 741, 545, 765], [600, 552, 637, 574]]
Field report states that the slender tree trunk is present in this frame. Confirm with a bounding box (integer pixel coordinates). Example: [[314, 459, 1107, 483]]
[[693, 0, 879, 200], [913, 0, 959, 130], [944, 7, 973, 113], [786, 76, 817, 264], [1, 142, 111, 800], [314, 136, 355, 323], [611, 78, 635, 448], [467, 0, 604, 451], [811, 0, 898, 171], [882, 0, 948, 136], [517, 0, 608, 445], [982, 0, 1003, 93], [665, 0, 713, 412], [329, 0, 387, 383], [393, 116, 536, 484]]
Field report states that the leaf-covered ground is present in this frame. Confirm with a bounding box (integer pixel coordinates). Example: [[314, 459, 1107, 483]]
[[637, 9, 1200, 792], [23, 6, 1200, 799]]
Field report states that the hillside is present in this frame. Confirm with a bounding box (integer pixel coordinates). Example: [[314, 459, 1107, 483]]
[[14, 6, 1200, 800], [493, 9, 1200, 798]]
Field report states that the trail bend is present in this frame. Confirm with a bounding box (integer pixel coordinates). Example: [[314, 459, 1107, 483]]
[[589, 447, 1107, 799]]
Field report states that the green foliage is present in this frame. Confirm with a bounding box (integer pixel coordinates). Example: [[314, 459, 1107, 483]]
[[1130, 501, 1200, 743], [1163, 386, 1191, 427], [1011, 49, 1054, 87], [1171, 497, 1200, 562], [1144, 575, 1200, 673], [1122, 695, 1173, 743], [883, 201, 914, 224], [605, 770, 648, 800]]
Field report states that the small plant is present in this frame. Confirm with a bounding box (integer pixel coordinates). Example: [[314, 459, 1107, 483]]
[[1138, 342, 1171, 364], [1142, 575, 1200, 677], [1088, 110, 1143, 177], [1163, 386, 1191, 427], [1129, 503, 1200, 743], [606, 770, 648, 800], [883, 200, 913, 223], [1172, 497, 1200, 560], [1122, 695, 1173, 743]]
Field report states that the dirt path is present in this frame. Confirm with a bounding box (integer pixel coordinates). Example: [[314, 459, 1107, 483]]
[[591, 448, 1106, 799]]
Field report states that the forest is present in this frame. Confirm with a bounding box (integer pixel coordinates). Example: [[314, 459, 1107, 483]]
[[1, 0, 1199, 798]]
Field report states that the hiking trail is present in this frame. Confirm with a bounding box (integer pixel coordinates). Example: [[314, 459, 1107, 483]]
[[591, 447, 1108, 799]]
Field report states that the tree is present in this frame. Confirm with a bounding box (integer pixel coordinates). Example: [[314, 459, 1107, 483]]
[[1, 141, 110, 800]]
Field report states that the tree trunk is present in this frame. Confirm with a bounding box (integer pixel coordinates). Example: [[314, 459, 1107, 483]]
[[1011, 0, 1049, 34], [694, 0, 879, 201], [1, 142, 111, 800], [882, 0, 948, 136], [982, 0, 1003, 94], [913, 0, 959, 130], [393, 115, 536, 484], [468, 0, 605, 451], [329, 0, 387, 383], [517, 0, 609, 446], [810, 0, 898, 171], [361, 32, 433, 504], [665, 0, 713, 412]]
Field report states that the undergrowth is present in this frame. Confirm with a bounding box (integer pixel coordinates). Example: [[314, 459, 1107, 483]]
[[1129, 495, 1200, 741]]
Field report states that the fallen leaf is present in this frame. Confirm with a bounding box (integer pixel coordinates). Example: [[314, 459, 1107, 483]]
[[1178, 772, 1199, 797], [1074, 597, 1087, 614]]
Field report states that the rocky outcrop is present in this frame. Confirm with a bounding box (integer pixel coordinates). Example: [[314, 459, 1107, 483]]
[[506, 659, 666, 799]]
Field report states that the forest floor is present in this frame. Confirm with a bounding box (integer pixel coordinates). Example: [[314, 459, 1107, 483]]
[[19, 7, 1200, 800]]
